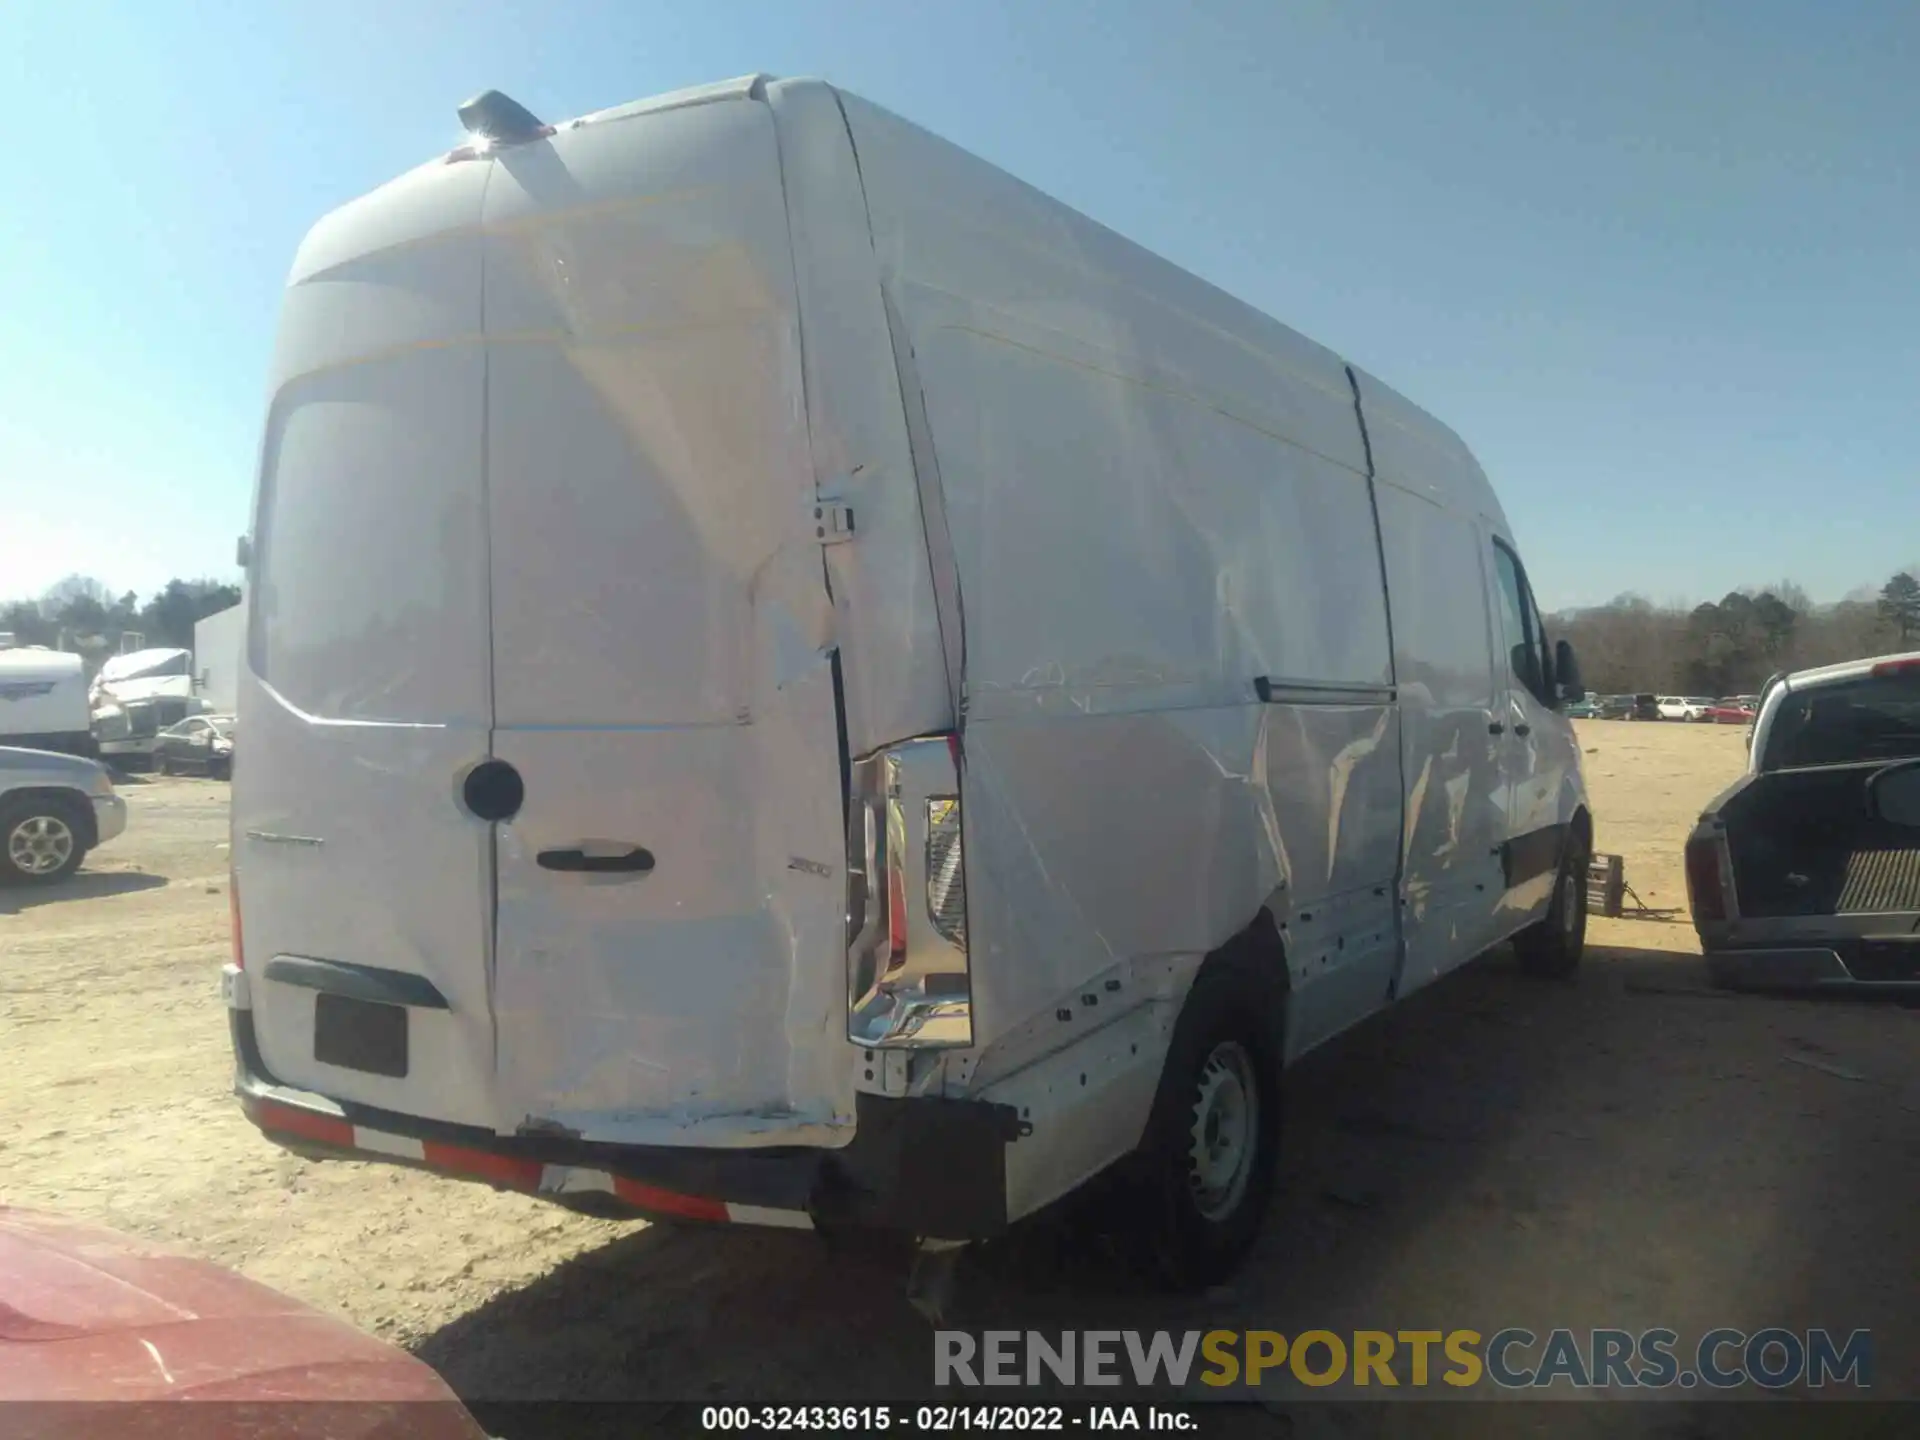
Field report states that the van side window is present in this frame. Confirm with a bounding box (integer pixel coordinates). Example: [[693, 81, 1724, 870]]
[[1520, 570, 1554, 699], [1491, 541, 1551, 705]]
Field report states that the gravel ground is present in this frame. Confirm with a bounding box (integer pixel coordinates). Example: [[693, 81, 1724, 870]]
[[2, 721, 1914, 1426]]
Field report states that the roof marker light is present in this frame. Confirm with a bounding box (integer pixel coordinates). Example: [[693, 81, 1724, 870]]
[[456, 89, 553, 146]]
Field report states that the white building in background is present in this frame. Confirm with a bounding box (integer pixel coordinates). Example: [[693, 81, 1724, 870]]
[[193, 600, 244, 714]]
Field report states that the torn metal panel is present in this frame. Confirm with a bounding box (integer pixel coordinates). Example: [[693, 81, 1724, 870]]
[[480, 95, 853, 1146]]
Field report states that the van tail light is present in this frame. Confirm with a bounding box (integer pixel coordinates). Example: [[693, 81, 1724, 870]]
[[230, 871, 245, 970], [925, 798, 967, 949], [847, 734, 972, 1050], [1870, 657, 1920, 678], [885, 816, 909, 972], [1685, 837, 1726, 922]]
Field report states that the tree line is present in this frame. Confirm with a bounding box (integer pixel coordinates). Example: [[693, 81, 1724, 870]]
[[0, 574, 241, 674], [1550, 571, 1920, 698]]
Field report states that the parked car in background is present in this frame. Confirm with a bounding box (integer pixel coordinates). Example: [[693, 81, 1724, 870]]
[[1593, 694, 1635, 719], [1686, 651, 1920, 991], [0, 1206, 485, 1435], [94, 693, 210, 770], [1627, 694, 1661, 721], [153, 713, 236, 778], [1565, 698, 1601, 718], [1657, 695, 1716, 722], [1704, 696, 1758, 725], [0, 745, 126, 884]]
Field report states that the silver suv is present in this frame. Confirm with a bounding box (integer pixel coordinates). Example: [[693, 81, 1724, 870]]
[[0, 746, 129, 884]]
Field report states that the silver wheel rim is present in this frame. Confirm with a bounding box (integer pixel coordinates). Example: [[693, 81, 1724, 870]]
[[8, 814, 75, 875], [1188, 1040, 1259, 1222]]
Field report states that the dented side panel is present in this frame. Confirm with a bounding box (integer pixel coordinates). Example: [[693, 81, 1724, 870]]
[[839, 94, 1405, 1087], [1372, 480, 1508, 994]]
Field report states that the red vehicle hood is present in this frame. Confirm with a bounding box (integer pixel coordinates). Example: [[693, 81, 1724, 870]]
[[0, 1208, 483, 1437]]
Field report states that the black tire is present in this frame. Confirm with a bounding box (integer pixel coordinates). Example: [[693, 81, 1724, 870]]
[[0, 796, 88, 885], [1124, 965, 1284, 1290], [1515, 828, 1589, 979]]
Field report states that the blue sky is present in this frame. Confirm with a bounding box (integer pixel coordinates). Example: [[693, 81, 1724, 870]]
[[2, 0, 1913, 612]]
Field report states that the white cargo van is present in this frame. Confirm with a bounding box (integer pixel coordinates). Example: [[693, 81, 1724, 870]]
[[227, 76, 1592, 1286]]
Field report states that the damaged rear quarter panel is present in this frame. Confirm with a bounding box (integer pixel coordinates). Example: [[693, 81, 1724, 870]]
[[839, 90, 1406, 1078]]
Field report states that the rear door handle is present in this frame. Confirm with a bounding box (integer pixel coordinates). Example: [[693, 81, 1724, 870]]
[[1514, 723, 1532, 738], [1489, 721, 1506, 735], [536, 846, 656, 874]]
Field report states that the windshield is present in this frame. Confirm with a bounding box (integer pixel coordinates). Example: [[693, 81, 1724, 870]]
[[1759, 672, 1920, 770]]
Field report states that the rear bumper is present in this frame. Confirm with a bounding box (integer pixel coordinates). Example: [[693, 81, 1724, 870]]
[[1703, 941, 1920, 991], [223, 968, 1025, 1239]]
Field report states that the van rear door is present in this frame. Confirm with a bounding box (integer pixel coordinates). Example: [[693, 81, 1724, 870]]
[[239, 157, 500, 1129], [480, 95, 854, 1146]]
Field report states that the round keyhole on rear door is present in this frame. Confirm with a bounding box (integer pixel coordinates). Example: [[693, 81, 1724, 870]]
[[462, 759, 524, 822]]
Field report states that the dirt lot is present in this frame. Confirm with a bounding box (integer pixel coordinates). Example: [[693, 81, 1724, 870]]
[[3, 720, 1916, 1421]]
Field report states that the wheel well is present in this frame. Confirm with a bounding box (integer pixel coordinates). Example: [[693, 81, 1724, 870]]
[[1569, 806, 1593, 853], [1187, 907, 1290, 1052], [1, 788, 96, 849]]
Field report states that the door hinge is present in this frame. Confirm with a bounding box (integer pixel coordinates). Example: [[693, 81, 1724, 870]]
[[813, 502, 855, 545]]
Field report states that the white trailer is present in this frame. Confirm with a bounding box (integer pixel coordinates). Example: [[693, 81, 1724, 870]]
[[194, 601, 245, 715], [0, 649, 94, 757], [227, 76, 1593, 1287]]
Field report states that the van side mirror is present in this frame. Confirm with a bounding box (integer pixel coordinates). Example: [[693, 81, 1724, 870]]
[[1554, 639, 1585, 704], [235, 534, 252, 569]]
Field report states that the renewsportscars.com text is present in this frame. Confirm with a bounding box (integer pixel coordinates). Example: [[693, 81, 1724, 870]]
[[934, 1328, 1873, 1392]]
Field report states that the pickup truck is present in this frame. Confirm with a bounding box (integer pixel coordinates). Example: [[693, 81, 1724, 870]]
[[1685, 652, 1920, 990]]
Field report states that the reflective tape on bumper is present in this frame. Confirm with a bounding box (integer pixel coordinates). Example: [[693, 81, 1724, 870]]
[[244, 1099, 812, 1230]]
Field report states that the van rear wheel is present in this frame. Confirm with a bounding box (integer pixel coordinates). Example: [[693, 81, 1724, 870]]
[[1124, 967, 1282, 1290], [1515, 831, 1589, 979]]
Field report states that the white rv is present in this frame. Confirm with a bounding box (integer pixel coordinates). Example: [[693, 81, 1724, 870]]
[[227, 77, 1592, 1286], [0, 649, 94, 757]]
